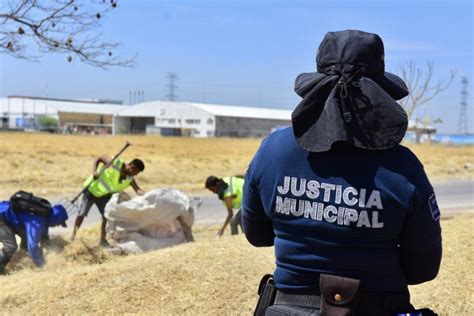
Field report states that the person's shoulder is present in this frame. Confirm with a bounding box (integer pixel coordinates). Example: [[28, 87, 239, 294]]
[[389, 145, 424, 168], [377, 145, 429, 186], [266, 126, 294, 140], [260, 127, 298, 151]]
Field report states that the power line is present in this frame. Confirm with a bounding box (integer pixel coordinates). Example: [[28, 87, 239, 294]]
[[458, 77, 469, 134], [166, 72, 178, 101]]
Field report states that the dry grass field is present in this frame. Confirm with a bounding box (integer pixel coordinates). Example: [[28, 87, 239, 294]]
[[0, 132, 262, 199], [0, 132, 473, 199], [1, 214, 473, 315], [1, 132, 473, 315]]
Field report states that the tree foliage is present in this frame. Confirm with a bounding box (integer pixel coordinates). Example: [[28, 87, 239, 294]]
[[37, 115, 58, 128]]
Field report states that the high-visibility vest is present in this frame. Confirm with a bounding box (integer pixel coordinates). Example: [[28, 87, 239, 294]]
[[85, 158, 134, 198], [222, 176, 244, 209]]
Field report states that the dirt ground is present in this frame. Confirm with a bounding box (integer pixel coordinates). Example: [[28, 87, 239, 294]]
[[0, 132, 473, 199]]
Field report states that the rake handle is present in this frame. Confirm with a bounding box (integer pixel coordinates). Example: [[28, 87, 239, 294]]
[[70, 141, 132, 203]]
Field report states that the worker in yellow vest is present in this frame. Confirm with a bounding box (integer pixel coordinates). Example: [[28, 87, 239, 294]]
[[71, 156, 145, 246], [205, 175, 244, 238]]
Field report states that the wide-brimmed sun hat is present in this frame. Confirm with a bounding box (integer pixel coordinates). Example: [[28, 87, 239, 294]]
[[292, 30, 409, 152]]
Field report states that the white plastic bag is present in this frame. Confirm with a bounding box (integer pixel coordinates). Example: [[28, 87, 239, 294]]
[[105, 188, 200, 253]]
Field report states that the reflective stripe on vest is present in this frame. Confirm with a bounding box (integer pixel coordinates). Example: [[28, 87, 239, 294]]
[[97, 178, 112, 192], [86, 158, 134, 198]]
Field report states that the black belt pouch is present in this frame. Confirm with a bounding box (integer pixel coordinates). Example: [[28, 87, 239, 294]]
[[320, 273, 360, 316]]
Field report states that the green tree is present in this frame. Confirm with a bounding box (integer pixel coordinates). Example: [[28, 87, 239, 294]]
[[38, 115, 58, 128]]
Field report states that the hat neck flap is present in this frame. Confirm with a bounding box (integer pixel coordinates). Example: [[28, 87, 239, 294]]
[[292, 64, 408, 152]]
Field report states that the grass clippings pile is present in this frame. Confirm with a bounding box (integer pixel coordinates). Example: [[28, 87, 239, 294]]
[[1, 214, 473, 315], [0, 132, 473, 199], [6, 226, 116, 274], [1, 224, 274, 314]]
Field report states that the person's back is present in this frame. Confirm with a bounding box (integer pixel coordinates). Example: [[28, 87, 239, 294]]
[[242, 30, 442, 316], [245, 127, 441, 294], [221, 176, 244, 209]]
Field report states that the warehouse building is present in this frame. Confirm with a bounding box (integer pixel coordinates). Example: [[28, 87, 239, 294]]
[[114, 101, 292, 137], [0, 96, 124, 133], [1, 96, 292, 137]]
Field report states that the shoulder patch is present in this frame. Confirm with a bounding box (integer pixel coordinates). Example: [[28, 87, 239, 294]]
[[428, 193, 440, 221]]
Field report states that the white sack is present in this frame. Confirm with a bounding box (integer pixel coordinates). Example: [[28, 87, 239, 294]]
[[105, 188, 200, 253]]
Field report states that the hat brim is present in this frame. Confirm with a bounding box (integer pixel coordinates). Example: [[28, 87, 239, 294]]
[[373, 71, 409, 101]]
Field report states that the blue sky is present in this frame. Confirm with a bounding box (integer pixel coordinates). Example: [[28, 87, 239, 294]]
[[1, 0, 472, 133]]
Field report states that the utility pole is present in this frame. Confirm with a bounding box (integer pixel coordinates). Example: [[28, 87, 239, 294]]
[[458, 77, 469, 134], [166, 72, 178, 101]]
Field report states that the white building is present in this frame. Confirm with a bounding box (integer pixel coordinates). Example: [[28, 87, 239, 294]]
[[114, 101, 292, 137], [0, 96, 124, 133], [1, 96, 292, 137]]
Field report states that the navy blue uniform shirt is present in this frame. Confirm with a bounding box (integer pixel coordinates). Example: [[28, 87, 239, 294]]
[[242, 127, 442, 294]]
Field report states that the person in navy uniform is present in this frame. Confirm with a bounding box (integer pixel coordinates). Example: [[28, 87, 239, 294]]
[[242, 30, 442, 315]]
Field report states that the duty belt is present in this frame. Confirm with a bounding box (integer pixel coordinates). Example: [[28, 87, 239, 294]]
[[274, 289, 321, 309]]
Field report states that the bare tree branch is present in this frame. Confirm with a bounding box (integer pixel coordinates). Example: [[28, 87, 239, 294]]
[[398, 61, 455, 120], [0, 0, 135, 69]]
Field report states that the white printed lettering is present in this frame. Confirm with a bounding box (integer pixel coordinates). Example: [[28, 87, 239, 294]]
[[335, 185, 342, 204], [359, 189, 366, 207], [337, 207, 345, 225], [344, 208, 358, 226], [291, 177, 306, 197], [306, 180, 320, 199], [277, 176, 290, 195], [323, 205, 338, 223], [343, 187, 358, 206], [321, 183, 336, 202], [357, 210, 371, 228], [292, 199, 304, 216], [372, 211, 384, 228], [366, 190, 383, 210], [304, 200, 318, 219]]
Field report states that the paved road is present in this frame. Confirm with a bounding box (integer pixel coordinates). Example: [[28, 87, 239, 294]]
[[194, 180, 474, 223], [52, 180, 473, 235], [432, 180, 474, 214]]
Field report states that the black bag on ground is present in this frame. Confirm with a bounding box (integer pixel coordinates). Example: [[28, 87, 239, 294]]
[[10, 190, 51, 217]]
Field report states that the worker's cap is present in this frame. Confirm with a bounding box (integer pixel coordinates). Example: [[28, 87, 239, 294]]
[[48, 204, 68, 228]]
